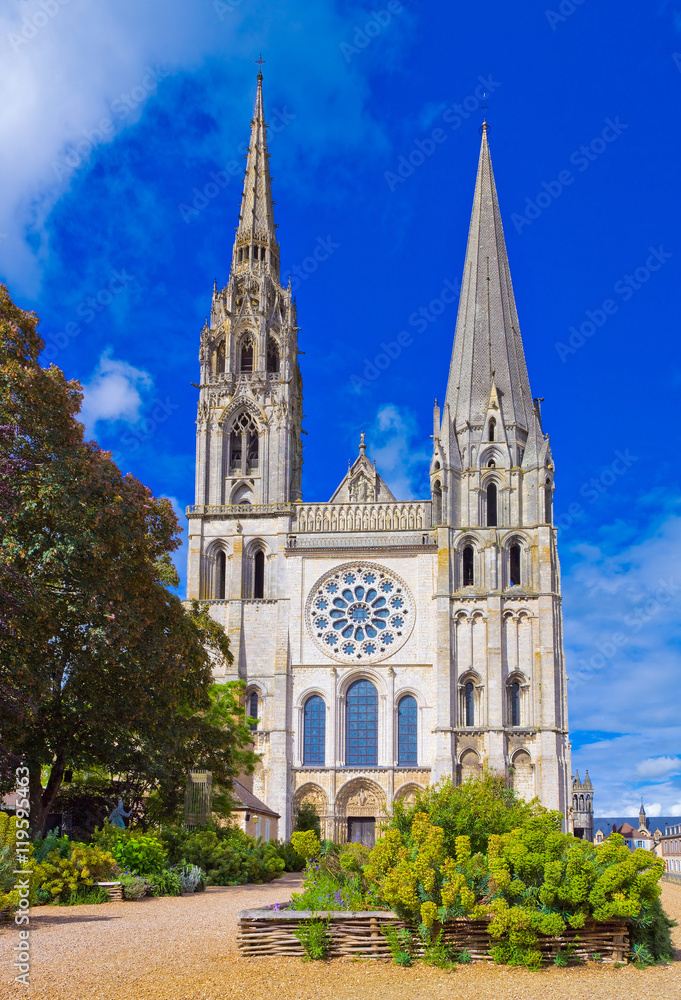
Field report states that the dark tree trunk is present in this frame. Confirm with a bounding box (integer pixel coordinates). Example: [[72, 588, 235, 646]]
[[29, 755, 66, 839]]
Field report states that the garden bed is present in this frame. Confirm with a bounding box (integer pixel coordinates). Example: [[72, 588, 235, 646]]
[[236, 907, 629, 964]]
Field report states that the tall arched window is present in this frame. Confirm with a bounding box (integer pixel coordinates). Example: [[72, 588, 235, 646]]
[[463, 545, 474, 586], [488, 418, 496, 442], [253, 550, 264, 598], [346, 680, 378, 766], [248, 691, 259, 732], [397, 695, 417, 766], [510, 544, 521, 586], [240, 338, 254, 373], [486, 482, 497, 526], [510, 682, 520, 726], [303, 695, 325, 766], [266, 338, 280, 373], [545, 478, 553, 524], [465, 682, 475, 727], [216, 341, 225, 375], [229, 412, 259, 474], [432, 480, 442, 525], [216, 550, 226, 599]]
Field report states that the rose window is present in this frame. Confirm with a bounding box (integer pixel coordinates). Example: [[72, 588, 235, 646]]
[[306, 562, 415, 663]]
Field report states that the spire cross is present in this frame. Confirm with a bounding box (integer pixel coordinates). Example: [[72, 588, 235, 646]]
[[255, 55, 265, 76]]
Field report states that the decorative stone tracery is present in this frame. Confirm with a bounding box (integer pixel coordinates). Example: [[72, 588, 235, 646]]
[[306, 561, 415, 663]]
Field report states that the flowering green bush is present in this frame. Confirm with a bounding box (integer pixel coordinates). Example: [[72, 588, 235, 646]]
[[35, 843, 117, 903], [364, 800, 666, 967], [0, 812, 36, 911], [290, 830, 321, 861]]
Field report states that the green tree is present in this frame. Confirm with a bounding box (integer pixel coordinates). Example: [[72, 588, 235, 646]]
[[0, 285, 257, 835], [389, 774, 547, 856], [294, 802, 321, 840]]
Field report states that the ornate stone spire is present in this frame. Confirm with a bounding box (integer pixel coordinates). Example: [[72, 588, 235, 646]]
[[232, 70, 280, 279], [444, 123, 534, 434]]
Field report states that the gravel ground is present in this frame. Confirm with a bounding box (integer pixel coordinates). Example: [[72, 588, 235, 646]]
[[1, 876, 680, 1000]]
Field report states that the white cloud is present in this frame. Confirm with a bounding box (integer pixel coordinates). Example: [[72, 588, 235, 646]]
[[566, 508, 681, 814], [644, 802, 662, 817], [636, 757, 681, 780], [671, 804, 681, 816], [79, 348, 152, 435], [369, 404, 430, 500]]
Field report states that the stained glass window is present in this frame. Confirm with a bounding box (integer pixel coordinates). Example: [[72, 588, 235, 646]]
[[346, 680, 378, 766], [248, 692, 258, 732], [465, 682, 474, 727], [303, 695, 325, 766], [397, 695, 417, 766], [510, 682, 520, 727]]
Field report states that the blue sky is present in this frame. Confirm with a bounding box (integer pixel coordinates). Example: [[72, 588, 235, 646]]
[[2, 0, 680, 815]]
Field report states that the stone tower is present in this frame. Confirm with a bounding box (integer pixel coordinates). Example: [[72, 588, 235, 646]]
[[429, 122, 571, 813], [193, 68, 302, 517], [572, 770, 594, 841]]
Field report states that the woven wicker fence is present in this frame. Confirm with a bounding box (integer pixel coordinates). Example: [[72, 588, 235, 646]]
[[237, 907, 629, 963]]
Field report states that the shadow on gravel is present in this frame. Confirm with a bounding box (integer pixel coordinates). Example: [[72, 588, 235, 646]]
[[28, 912, 121, 926]]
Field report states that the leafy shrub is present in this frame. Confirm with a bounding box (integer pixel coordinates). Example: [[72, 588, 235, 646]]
[[290, 830, 321, 861], [35, 843, 117, 903], [294, 916, 331, 960], [0, 813, 36, 911], [390, 775, 543, 856], [363, 780, 667, 969], [291, 841, 378, 912], [422, 927, 457, 969], [61, 886, 110, 906], [382, 925, 414, 966], [175, 864, 205, 893], [92, 824, 166, 875], [178, 828, 284, 886], [33, 832, 71, 864], [630, 896, 676, 963], [145, 868, 182, 897], [276, 840, 306, 872], [119, 872, 147, 901]]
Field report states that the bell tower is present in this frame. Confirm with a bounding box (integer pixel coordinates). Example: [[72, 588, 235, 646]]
[[195, 69, 303, 509], [430, 122, 571, 821]]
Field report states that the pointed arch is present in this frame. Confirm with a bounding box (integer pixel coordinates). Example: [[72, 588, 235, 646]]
[[239, 335, 254, 373], [228, 411, 259, 476], [432, 479, 442, 525], [463, 545, 474, 586], [266, 336, 280, 373], [486, 481, 498, 526], [488, 417, 496, 441]]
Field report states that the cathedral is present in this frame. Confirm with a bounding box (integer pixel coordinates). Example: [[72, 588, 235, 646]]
[[186, 71, 571, 844]]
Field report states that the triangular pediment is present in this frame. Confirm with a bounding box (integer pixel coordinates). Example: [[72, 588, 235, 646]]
[[329, 435, 396, 503]]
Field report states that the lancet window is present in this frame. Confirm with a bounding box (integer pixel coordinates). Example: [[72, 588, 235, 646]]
[[229, 412, 259, 475]]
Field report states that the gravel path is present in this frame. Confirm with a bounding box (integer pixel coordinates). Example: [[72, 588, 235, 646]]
[[1, 876, 679, 999]]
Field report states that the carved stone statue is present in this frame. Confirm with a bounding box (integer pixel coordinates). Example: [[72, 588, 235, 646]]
[[108, 799, 132, 829]]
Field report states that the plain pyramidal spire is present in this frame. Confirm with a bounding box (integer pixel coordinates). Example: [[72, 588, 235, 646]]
[[444, 123, 534, 434]]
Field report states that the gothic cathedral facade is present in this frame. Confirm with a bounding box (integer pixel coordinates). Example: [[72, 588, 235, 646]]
[[186, 72, 572, 843]]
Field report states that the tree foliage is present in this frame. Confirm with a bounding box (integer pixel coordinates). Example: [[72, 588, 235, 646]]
[[0, 285, 256, 834]]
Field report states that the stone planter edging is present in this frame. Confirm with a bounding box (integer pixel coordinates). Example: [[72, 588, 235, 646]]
[[237, 907, 629, 963]]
